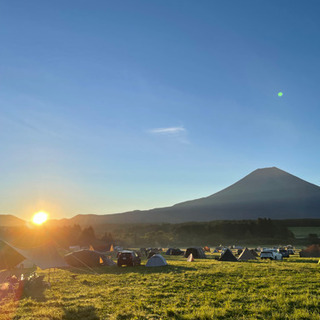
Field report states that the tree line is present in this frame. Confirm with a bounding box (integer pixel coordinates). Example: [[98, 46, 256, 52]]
[[2, 218, 318, 249]]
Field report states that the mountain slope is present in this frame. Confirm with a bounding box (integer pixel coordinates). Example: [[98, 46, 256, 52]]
[[51, 167, 320, 225], [0, 215, 26, 227]]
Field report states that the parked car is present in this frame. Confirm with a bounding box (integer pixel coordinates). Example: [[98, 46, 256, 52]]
[[117, 250, 141, 267], [260, 249, 283, 260], [287, 249, 294, 255], [278, 249, 290, 258]]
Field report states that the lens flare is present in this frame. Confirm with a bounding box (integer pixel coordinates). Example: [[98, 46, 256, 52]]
[[278, 92, 283, 97], [32, 211, 48, 225]]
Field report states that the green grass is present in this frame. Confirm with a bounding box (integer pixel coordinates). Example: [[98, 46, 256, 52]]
[[1, 253, 320, 319], [289, 227, 320, 238]]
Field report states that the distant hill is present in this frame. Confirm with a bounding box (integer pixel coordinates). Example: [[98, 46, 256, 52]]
[[48, 167, 320, 226], [0, 215, 26, 227]]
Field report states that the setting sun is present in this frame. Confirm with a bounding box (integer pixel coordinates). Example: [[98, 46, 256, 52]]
[[32, 211, 48, 225]]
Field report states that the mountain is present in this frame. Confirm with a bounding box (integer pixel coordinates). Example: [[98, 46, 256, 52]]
[[0, 215, 26, 227], [49, 167, 320, 225]]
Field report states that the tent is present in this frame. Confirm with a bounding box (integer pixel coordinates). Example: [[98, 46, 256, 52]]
[[250, 249, 259, 257], [0, 240, 25, 270], [64, 250, 115, 267], [146, 254, 168, 267], [299, 244, 320, 257], [238, 248, 257, 261], [0, 240, 68, 270], [11, 242, 69, 269], [165, 248, 184, 255], [184, 247, 206, 259], [219, 248, 238, 262], [187, 253, 194, 262]]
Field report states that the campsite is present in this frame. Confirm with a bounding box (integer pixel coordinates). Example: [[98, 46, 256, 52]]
[[1, 245, 320, 320], [2, 1, 320, 319]]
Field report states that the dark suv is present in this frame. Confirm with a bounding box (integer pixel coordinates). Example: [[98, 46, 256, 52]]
[[117, 250, 141, 267], [278, 249, 290, 258]]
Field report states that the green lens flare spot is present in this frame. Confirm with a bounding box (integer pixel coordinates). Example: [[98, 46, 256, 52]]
[[278, 92, 283, 97]]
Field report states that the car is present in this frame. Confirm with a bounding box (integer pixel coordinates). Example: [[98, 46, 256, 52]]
[[278, 249, 290, 258], [287, 249, 294, 255], [117, 250, 141, 267], [260, 248, 283, 260]]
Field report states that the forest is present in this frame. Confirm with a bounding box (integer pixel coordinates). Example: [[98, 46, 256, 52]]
[[2, 218, 317, 248]]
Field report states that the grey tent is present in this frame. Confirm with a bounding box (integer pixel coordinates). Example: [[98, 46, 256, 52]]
[[250, 249, 259, 257], [184, 247, 206, 259], [219, 248, 238, 262], [10, 242, 69, 269], [64, 250, 115, 267], [146, 254, 168, 267], [238, 248, 257, 261]]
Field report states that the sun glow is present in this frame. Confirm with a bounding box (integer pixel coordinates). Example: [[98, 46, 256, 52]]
[[32, 211, 48, 225]]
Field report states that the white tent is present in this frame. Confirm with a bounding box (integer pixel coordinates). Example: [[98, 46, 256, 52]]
[[146, 254, 168, 267]]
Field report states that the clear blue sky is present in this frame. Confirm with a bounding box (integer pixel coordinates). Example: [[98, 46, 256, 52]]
[[1, 1, 320, 220]]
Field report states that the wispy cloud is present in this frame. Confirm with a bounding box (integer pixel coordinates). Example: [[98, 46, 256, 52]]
[[148, 126, 189, 144], [149, 126, 186, 135]]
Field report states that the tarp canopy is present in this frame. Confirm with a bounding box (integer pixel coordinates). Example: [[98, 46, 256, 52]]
[[64, 250, 115, 268], [0, 240, 25, 270], [146, 254, 168, 267], [219, 248, 238, 262], [238, 248, 257, 261]]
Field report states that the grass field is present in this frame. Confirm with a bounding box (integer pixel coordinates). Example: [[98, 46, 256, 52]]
[[1, 253, 320, 320]]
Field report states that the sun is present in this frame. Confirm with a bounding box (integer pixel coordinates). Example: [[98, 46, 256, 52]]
[[32, 211, 48, 225]]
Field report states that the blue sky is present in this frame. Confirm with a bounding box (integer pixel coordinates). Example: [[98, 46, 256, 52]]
[[1, 1, 320, 220]]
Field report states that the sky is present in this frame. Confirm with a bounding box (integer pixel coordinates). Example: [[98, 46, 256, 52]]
[[1, 1, 320, 220]]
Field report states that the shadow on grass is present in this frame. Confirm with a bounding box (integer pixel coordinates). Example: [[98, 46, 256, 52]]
[[65, 264, 196, 275], [62, 305, 100, 320]]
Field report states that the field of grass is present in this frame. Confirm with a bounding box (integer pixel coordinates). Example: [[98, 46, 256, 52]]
[[288, 227, 320, 239], [1, 252, 320, 320]]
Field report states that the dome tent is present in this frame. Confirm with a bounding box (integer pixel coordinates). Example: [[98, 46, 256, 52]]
[[64, 250, 115, 267], [146, 254, 168, 267], [184, 247, 206, 259]]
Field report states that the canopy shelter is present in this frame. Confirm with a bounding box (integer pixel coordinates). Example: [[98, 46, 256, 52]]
[[238, 248, 257, 261], [219, 248, 238, 262], [0, 240, 25, 270], [146, 254, 168, 267], [64, 250, 115, 268]]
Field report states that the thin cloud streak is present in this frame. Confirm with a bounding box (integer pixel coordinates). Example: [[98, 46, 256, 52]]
[[148, 126, 189, 144], [149, 126, 186, 134]]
